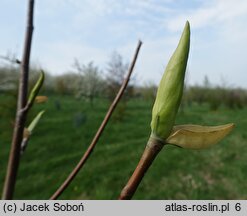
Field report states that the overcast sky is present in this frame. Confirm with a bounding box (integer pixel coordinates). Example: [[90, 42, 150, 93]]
[[1, 0, 247, 88]]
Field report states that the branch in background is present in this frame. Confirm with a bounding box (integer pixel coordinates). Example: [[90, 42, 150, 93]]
[[0, 54, 21, 65], [2, 0, 35, 200], [50, 40, 143, 200]]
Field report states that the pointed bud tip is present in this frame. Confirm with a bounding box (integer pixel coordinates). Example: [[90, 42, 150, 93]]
[[184, 21, 190, 35], [182, 21, 190, 38]]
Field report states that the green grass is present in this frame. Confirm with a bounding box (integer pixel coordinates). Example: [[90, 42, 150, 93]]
[[0, 95, 246, 199]]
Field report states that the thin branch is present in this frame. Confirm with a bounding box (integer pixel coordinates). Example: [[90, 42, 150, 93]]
[[50, 40, 142, 200], [0, 55, 21, 65], [2, 0, 35, 200]]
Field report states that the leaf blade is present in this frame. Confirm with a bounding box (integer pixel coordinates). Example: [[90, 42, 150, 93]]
[[166, 123, 235, 149], [27, 110, 45, 134]]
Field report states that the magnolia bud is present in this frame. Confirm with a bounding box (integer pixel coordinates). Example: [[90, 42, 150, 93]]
[[151, 21, 190, 141]]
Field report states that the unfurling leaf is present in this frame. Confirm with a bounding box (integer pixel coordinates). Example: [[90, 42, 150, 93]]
[[27, 110, 45, 135], [27, 70, 45, 106], [166, 123, 234, 149], [35, 96, 48, 103], [21, 111, 45, 155], [151, 21, 190, 141]]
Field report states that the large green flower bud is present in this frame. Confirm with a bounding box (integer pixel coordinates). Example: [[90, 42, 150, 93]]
[[151, 21, 190, 141]]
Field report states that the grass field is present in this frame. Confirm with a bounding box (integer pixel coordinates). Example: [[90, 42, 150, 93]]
[[0, 94, 246, 199]]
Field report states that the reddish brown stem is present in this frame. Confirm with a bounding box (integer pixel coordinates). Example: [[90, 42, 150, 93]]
[[2, 0, 35, 200], [50, 40, 142, 200], [119, 137, 164, 200]]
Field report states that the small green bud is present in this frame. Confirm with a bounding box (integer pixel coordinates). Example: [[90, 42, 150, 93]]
[[28, 70, 45, 106], [151, 21, 190, 141]]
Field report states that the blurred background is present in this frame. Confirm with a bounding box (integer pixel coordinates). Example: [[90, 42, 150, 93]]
[[0, 0, 246, 199]]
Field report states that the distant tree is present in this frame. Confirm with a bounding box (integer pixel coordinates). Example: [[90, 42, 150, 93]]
[[106, 51, 129, 100], [54, 76, 68, 95], [0, 66, 18, 139], [0, 67, 18, 91], [105, 51, 131, 121], [203, 75, 211, 88], [74, 60, 104, 106], [54, 72, 80, 95], [141, 81, 157, 103]]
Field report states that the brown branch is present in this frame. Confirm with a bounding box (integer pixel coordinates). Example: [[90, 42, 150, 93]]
[[2, 0, 35, 200], [50, 40, 142, 200], [118, 137, 164, 200]]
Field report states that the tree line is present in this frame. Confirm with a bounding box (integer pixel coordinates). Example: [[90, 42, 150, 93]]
[[1, 57, 247, 111]]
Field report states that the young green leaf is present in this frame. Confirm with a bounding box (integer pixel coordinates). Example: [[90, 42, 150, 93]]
[[21, 111, 45, 155], [151, 21, 190, 141], [166, 123, 235, 149], [27, 110, 45, 135]]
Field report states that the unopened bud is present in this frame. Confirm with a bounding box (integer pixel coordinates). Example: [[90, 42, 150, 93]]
[[151, 21, 190, 141]]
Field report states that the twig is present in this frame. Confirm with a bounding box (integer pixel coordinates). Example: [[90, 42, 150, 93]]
[[0, 55, 21, 65], [50, 40, 142, 200], [2, 0, 35, 200], [118, 137, 164, 199]]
